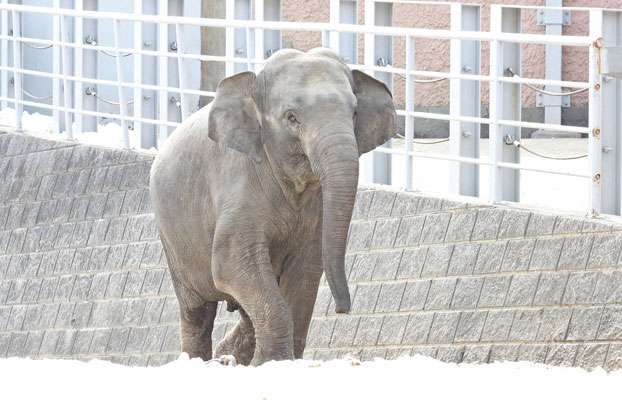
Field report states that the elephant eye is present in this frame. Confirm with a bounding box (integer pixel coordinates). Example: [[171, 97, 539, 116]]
[[353, 110, 357, 120], [287, 113, 298, 123]]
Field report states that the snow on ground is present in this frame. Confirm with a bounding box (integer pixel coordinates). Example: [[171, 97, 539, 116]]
[[0, 354, 620, 414], [0, 108, 154, 152]]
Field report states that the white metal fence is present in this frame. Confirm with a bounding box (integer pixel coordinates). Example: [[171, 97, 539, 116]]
[[0, 1, 621, 217]]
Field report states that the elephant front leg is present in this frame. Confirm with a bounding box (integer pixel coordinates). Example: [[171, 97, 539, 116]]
[[214, 308, 256, 366], [279, 241, 323, 359], [212, 229, 294, 366]]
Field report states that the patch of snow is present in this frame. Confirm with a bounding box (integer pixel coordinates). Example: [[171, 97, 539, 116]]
[[0, 108, 156, 153], [0, 354, 620, 414]]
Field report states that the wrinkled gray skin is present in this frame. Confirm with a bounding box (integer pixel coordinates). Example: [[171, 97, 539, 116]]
[[150, 48, 396, 366]]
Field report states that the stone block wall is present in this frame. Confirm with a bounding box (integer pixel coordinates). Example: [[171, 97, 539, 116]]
[[1, 132, 621, 371], [303, 186, 622, 371]]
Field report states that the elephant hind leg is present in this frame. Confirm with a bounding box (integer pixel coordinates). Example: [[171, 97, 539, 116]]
[[214, 308, 256, 366], [179, 301, 218, 361]]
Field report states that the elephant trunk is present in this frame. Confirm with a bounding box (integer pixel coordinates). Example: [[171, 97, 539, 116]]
[[309, 131, 359, 314]]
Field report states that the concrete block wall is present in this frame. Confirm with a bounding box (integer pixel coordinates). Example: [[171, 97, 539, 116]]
[[1, 132, 621, 371], [302, 186, 622, 371]]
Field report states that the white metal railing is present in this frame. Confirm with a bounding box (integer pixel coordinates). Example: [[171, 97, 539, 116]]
[[0, 2, 620, 217]]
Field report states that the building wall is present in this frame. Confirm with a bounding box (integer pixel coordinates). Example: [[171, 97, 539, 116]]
[[1, 132, 621, 371], [281, 0, 618, 136]]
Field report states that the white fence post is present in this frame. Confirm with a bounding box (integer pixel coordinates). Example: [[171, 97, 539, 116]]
[[60, 15, 74, 140], [253, 0, 263, 72], [330, 0, 357, 63], [225, 0, 235, 77], [113, 18, 130, 149], [599, 10, 621, 215], [1, 0, 9, 111], [449, 4, 481, 197], [404, 35, 414, 190], [52, 0, 62, 133], [589, 10, 603, 217], [175, 22, 190, 119], [158, 0, 169, 145], [134, 0, 144, 144], [489, 5, 520, 203], [362, 0, 392, 185], [11, 9, 22, 131]]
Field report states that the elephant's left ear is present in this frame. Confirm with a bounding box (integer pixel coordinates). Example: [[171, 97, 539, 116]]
[[352, 70, 397, 155], [208, 71, 263, 163]]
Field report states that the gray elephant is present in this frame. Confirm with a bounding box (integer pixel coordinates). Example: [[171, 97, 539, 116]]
[[150, 47, 396, 366]]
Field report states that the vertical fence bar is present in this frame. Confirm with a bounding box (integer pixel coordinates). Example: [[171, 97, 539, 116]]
[[60, 15, 74, 140], [359, 0, 376, 183], [134, 0, 144, 146], [449, 3, 481, 197], [225, 0, 235, 76], [245, 26, 255, 72], [158, 0, 169, 144], [599, 10, 621, 215], [489, 6, 503, 203], [74, 0, 85, 135], [52, 1, 61, 133], [11, 10, 21, 131], [254, 0, 264, 72], [329, 0, 340, 53], [404, 35, 414, 190], [489, 5, 520, 203], [322, 30, 330, 48], [175, 22, 190, 119], [1, 0, 9, 110], [112, 18, 130, 149], [589, 10, 603, 217]]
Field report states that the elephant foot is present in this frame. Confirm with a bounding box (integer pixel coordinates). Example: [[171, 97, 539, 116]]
[[214, 311, 256, 366], [250, 342, 295, 366]]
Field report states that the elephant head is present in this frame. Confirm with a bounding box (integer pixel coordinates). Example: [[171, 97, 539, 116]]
[[207, 48, 397, 313]]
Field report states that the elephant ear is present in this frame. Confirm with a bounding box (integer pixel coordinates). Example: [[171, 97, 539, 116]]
[[352, 70, 397, 155], [208, 71, 263, 163]]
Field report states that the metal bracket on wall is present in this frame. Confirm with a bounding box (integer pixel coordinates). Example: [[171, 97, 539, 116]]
[[536, 92, 571, 107], [537, 9, 571, 26]]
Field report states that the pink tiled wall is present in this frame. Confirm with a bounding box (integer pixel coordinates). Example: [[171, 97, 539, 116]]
[[281, 0, 617, 108]]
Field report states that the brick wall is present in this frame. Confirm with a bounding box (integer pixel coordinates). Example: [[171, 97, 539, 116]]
[[1, 132, 621, 371]]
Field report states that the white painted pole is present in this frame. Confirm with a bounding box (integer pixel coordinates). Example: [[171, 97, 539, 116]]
[[329, 0, 340, 53], [225, 0, 234, 76], [449, 4, 481, 197], [175, 22, 190, 119], [113, 18, 130, 149], [60, 15, 74, 140], [599, 10, 621, 215], [134, 0, 144, 146], [322, 29, 329, 48], [158, 0, 169, 144], [254, 0, 264, 72], [244, 26, 254, 72], [489, 6, 503, 203], [404, 35, 414, 190], [52, 0, 61, 133], [74, 0, 85, 135], [588, 9, 603, 217], [11, 10, 21, 131], [359, 0, 376, 184], [0, 0, 8, 111]]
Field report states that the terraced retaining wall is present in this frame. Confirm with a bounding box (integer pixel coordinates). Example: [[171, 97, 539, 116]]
[[0, 131, 621, 371]]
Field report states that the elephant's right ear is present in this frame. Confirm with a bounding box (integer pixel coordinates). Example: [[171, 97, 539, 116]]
[[208, 71, 263, 163]]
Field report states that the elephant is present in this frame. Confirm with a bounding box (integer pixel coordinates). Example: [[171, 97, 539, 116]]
[[150, 47, 396, 366]]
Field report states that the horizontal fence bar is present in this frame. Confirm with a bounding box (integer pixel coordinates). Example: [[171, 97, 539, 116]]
[[0, 96, 182, 128], [0, 3, 594, 46], [497, 161, 591, 178], [397, 109, 492, 125], [0, 66, 216, 98], [497, 119, 591, 134], [373, 146, 590, 178]]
